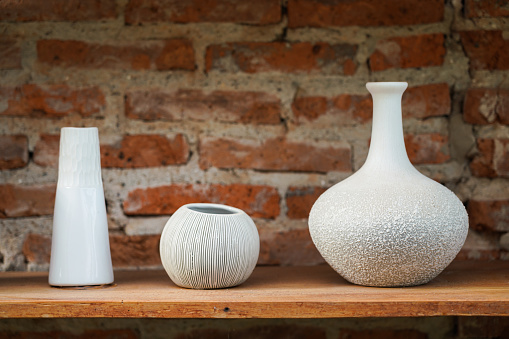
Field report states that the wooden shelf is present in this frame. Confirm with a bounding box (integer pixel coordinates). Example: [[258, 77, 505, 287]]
[[1, 261, 508, 319]]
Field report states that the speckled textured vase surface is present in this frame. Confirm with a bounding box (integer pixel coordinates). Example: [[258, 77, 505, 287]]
[[160, 203, 260, 289], [308, 82, 468, 287]]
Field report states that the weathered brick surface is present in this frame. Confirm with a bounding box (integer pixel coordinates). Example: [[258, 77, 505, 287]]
[[0, 329, 139, 339], [0, 0, 116, 22], [110, 234, 161, 267], [123, 184, 280, 219], [369, 34, 445, 71], [0, 39, 21, 69], [0, 84, 105, 118], [470, 138, 509, 178], [34, 134, 190, 168], [1, 0, 508, 274], [126, 0, 281, 25], [286, 187, 327, 219], [199, 137, 351, 173], [465, 0, 509, 18], [0, 135, 28, 169], [288, 0, 443, 28], [405, 134, 450, 165], [464, 88, 509, 125], [33, 135, 60, 167], [176, 325, 326, 339], [0, 184, 55, 218], [101, 134, 189, 168], [206, 42, 357, 75], [403, 83, 451, 118], [38, 39, 195, 71], [126, 89, 282, 124], [22, 233, 51, 265], [293, 83, 450, 123], [292, 94, 371, 124], [468, 199, 509, 232], [258, 228, 324, 265], [460, 30, 509, 71]]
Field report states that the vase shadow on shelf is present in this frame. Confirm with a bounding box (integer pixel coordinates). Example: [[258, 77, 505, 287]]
[[308, 82, 469, 288]]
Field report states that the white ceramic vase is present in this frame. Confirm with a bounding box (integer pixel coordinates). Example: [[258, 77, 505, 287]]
[[308, 82, 468, 287], [49, 127, 114, 287], [160, 203, 260, 289]]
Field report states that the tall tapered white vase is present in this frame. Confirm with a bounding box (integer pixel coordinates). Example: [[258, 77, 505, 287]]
[[308, 82, 468, 287], [49, 127, 114, 287]]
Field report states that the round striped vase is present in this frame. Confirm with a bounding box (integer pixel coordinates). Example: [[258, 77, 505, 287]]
[[160, 203, 260, 289]]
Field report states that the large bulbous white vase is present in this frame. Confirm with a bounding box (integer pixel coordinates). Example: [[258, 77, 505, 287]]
[[308, 82, 468, 287]]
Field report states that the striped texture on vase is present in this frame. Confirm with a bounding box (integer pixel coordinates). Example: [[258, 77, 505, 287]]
[[160, 203, 260, 289]]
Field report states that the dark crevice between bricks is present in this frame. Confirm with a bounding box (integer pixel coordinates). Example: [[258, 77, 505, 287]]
[[276, 0, 288, 41]]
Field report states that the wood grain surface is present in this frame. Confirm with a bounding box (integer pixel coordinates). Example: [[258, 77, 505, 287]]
[[0, 261, 508, 318]]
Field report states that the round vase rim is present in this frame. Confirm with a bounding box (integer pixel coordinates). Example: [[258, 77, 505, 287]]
[[183, 203, 243, 216]]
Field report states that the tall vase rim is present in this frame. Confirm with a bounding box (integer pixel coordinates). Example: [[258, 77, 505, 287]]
[[61, 127, 98, 131], [366, 82, 408, 91]]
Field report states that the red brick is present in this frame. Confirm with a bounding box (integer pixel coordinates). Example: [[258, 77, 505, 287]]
[[0, 0, 116, 21], [101, 134, 189, 168], [338, 329, 428, 339], [110, 234, 161, 267], [126, 89, 282, 124], [468, 199, 509, 232], [470, 138, 509, 178], [258, 228, 323, 265], [405, 133, 450, 165], [403, 83, 451, 118], [0, 329, 139, 339], [369, 34, 445, 71], [292, 94, 371, 124], [465, 0, 509, 18], [286, 187, 327, 219], [0, 39, 21, 69], [0, 135, 28, 169], [288, 0, 443, 28], [123, 184, 280, 219], [33, 134, 60, 167], [22, 233, 51, 265], [460, 30, 509, 71], [464, 88, 509, 125], [0, 184, 55, 218], [458, 317, 509, 338], [34, 134, 190, 168], [176, 325, 326, 339], [292, 83, 450, 124], [37, 39, 195, 71], [126, 0, 281, 25], [199, 137, 351, 173], [0, 84, 105, 118], [206, 42, 357, 75]]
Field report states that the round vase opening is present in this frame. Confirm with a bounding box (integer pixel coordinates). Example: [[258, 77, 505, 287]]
[[187, 204, 239, 215]]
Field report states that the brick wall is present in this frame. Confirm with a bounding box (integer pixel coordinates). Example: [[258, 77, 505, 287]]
[[1, 0, 508, 272]]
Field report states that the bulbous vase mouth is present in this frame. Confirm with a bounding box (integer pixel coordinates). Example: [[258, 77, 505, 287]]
[[184, 203, 242, 215]]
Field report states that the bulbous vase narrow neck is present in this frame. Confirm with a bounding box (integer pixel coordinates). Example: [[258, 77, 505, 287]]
[[362, 82, 415, 174]]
